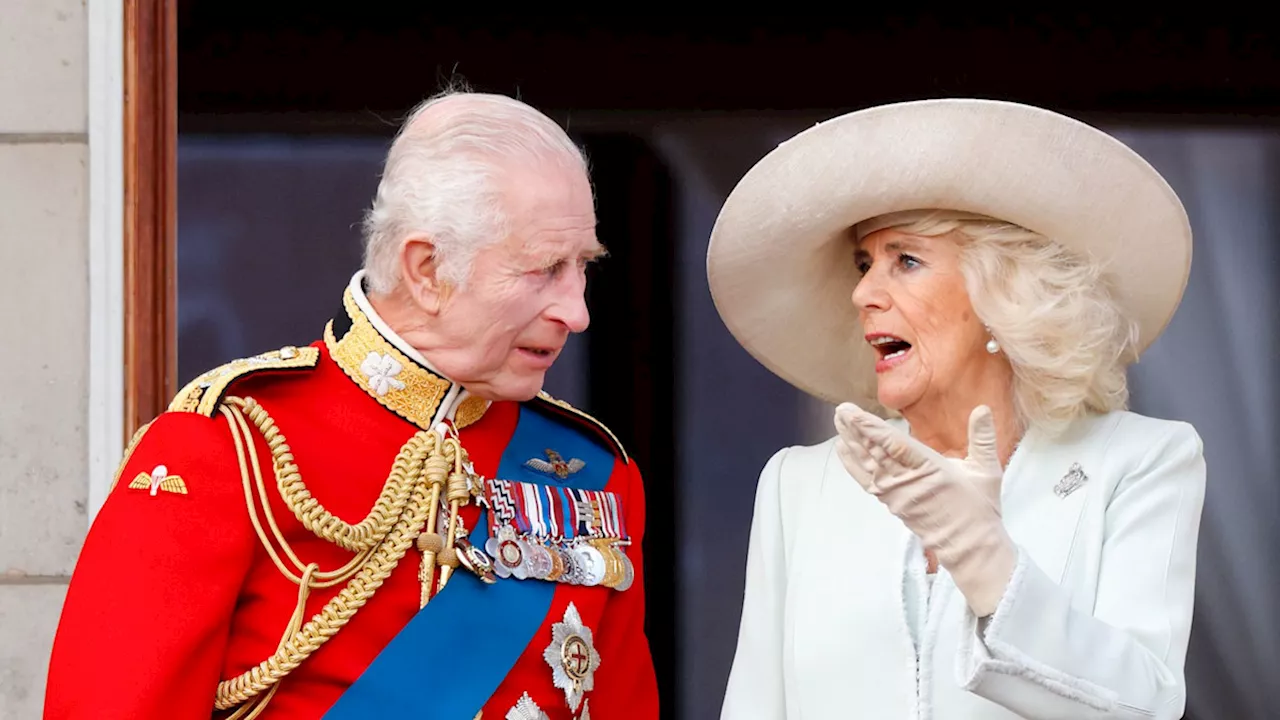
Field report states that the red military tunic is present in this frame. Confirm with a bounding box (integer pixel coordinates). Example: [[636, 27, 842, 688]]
[[45, 278, 659, 719]]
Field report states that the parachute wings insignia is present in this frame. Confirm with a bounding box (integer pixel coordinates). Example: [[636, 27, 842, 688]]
[[127, 464, 189, 497]]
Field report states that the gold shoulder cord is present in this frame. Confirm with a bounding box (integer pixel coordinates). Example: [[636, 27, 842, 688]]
[[107, 420, 154, 494], [213, 395, 472, 719]]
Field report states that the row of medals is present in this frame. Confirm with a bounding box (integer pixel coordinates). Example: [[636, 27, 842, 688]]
[[444, 463, 635, 592], [488, 524, 635, 592]]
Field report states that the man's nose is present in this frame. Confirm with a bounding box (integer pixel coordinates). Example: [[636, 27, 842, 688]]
[[550, 282, 591, 333]]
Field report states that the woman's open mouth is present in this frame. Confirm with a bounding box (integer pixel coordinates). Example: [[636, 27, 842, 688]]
[[868, 333, 912, 372]]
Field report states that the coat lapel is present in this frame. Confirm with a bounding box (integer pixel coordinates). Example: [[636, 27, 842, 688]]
[[1001, 414, 1117, 584]]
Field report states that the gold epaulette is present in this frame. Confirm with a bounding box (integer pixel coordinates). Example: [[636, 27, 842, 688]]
[[531, 391, 630, 464], [168, 345, 320, 417], [108, 419, 155, 494]]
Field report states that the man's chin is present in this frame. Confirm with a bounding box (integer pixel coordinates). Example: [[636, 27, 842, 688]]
[[465, 376, 545, 404]]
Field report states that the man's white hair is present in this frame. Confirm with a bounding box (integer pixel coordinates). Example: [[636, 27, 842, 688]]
[[361, 89, 589, 294]]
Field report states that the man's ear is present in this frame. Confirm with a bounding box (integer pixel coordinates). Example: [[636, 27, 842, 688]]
[[400, 234, 447, 315]]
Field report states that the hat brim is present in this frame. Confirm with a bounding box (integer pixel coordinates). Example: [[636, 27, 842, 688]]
[[706, 98, 1192, 410]]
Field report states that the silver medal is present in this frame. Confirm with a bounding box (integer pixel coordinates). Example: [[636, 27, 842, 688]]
[[574, 544, 607, 586], [559, 546, 583, 585], [526, 541, 555, 580]]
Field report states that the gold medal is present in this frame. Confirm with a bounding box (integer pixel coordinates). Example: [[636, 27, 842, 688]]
[[590, 539, 623, 589], [546, 544, 566, 581]]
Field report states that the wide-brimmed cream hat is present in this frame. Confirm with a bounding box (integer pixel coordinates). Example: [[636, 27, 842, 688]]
[[706, 98, 1192, 411]]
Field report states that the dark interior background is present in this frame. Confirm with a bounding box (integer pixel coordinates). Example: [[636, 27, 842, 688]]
[[176, 10, 1280, 719]]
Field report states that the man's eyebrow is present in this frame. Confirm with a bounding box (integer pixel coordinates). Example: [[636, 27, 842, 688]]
[[526, 242, 608, 268]]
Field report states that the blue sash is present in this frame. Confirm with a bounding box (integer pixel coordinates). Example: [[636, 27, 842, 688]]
[[323, 404, 615, 719]]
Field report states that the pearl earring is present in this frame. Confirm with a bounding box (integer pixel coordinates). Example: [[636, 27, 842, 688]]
[[984, 325, 1000, 354]]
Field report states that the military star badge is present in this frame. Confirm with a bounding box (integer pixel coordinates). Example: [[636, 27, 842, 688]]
[[543, 602, 600, 712], [505, 692, 549, 720], [127, 464, 188, 496], [525, 449, 585, 480]]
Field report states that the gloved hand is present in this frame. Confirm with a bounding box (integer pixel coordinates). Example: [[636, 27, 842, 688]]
[[833, 402, 1016, 617]]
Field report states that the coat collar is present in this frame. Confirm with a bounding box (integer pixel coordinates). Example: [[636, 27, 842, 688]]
[[323, 271, 489, 430]]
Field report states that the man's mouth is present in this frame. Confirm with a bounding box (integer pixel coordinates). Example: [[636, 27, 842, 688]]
[[518, 346, 559, 360], [867, 333, 912, 360]]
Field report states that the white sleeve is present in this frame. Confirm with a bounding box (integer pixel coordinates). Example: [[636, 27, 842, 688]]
[[956, 421, 1207, 720], [720, 447, 791, 720]]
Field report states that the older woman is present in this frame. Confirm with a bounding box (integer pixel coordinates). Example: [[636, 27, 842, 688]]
[[707, 99, 1206, 719]]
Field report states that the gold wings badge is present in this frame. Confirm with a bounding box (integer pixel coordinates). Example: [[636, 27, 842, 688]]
[[127, 464, 188, 496]]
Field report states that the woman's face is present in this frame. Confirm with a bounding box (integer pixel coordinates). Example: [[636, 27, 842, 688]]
[[851, 228, 996, 414]]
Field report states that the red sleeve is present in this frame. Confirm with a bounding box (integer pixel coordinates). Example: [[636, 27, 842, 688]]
[[44, 411, 257, 720], [588, 458, 660, 718]]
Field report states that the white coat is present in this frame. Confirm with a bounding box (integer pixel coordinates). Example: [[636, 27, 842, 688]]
[[721, 410, 1206, 719]]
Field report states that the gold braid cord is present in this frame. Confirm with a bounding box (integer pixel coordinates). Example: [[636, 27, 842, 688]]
[[213, 396, 466, 718]]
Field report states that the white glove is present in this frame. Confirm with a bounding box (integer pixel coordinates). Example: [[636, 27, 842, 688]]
[[833, 402, 1015, 617]]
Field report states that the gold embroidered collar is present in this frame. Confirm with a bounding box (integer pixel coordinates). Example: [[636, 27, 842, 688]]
[[324, 275, 489, 430]]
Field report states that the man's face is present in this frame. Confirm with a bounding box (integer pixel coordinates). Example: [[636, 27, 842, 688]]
[[427, 162, 602, 402]]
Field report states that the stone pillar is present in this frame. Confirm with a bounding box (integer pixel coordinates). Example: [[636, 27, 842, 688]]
[[0, 0, 119, 715]]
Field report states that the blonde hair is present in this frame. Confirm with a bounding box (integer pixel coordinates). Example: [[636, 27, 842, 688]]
[[861, 210, 1139, 436]]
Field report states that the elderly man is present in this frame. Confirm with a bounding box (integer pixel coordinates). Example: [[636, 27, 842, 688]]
[[44, 91, 658, 720]]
